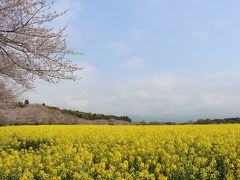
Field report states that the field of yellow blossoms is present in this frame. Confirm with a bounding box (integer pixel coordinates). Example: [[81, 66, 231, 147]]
[[1, 125, 240, 179]]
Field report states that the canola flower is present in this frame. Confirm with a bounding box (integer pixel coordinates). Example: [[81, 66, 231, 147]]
[[0, 125, 240, 179]]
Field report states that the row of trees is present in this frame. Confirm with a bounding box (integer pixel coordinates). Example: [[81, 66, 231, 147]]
[[139, 118, 240, 125], [0, 0, 81, 107], [139, 121, 177, 125], [46, 106, 132, 122], [194, 118, 240, 124]]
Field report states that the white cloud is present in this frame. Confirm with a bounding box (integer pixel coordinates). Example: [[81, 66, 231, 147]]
[[26, 63, 99, 109], [79, 63, 99, 80], [48, 0, 85, 46], [52, 0, 83, 22], [129, 30, 143, 40], [126, 58, 145, 70], [27, 71, 240, 122], [109, 41, 131, 54], [185, 24, 209, 43]]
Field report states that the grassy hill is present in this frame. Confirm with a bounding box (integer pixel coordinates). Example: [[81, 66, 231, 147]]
[[0, 104, 132, 126], [46, 105, 131, 122]]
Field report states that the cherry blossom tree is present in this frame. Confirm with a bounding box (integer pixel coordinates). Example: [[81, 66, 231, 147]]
[[0, 80, 18, 108], [0, 0, 82, 90]]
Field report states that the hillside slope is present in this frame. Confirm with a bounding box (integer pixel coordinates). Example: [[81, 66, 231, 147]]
[[0, 105, 133, 126]]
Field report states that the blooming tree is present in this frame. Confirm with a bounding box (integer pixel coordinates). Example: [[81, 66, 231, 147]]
[[0, 80, 18, 108], [0, 0, 82, 90]]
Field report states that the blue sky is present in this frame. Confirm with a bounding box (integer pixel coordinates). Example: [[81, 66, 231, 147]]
[[28, 0, 240, 122]]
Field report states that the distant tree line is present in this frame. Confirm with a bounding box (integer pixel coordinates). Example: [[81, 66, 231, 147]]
[[194, 117, 240, 124], [138, 121, 177, 125], [138, 117, 240, 125], [46, 106, 132, 122]]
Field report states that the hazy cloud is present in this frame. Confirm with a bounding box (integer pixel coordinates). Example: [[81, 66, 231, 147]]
[[26, 0, 240, 123], [126, 58, 145, 70], [53, 0, 83, 22], [185, 24, 209, 43], [28, 70, 240, 122], [129, 30, 143, 40], [109, 41, 131, 54], [51, 0, 85, 45]]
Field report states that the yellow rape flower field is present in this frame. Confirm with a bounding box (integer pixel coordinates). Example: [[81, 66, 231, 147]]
[[1, 125, 240, 180]]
